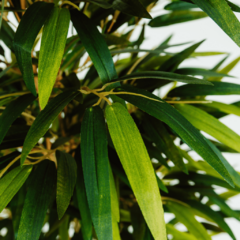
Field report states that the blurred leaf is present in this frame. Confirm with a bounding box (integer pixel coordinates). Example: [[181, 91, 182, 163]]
[[227, 0, 240, 13], [175, 104, 240, 152], [59, 216, 69, 240], [18, 161, 56, 240], [56, 151, 77, 219], [88, 0, 112, 8], [106, 102, 166, 240], [164, 1, 197, 11], [71, 10, 117, 84], [0, 0, 5, 30], [169, 82, 240, 97], [166, 223, 197, 240], [166, 200, 211, 240], [81, 106, 113, 240], [0, 94, 35, 146], [186, 200, 236, 240], [1, 19, 15, 50], [149, 11, 207, 27], [111, 70, 213, 85], [159, 41, 204, 72], [13, 2, 54, 96], [21, 90, 80, 165], [112, 0, 152, 19], [191, 0, 240, 47], [0, 165, 32, 213], [38, 7, 70, 109], [114, 85, 234, 186]]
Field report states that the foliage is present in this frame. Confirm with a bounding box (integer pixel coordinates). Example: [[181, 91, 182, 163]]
[[0, 0, 240, 239]]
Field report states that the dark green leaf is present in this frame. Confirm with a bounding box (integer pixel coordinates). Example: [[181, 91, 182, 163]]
[[1, 19, 15, 50], [0, 94, 35, 146], [56, 151, 77, 219], [164, 1, 197, 11], [0, 165, 32, 213], [17, 161, 56, 240], [21, 90, 80, 165], [71, 10, 117, 84], [13, 2, 54, 96], [149, 11, 207, 27], [169, 82, 240, 97], [191, 0, 240, 47]]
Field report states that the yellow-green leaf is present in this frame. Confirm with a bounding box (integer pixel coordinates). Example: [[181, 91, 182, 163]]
[[38, 7, 70, 109], [106, 102, 166, 240]]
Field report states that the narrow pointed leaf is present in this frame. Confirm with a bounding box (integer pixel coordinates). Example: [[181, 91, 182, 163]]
[[0, 94, 36, 145], [13, 2, 54, 96], [0, 165, 32, 213], [169, 82, 240, 97], [21, 90, 80, 165], [112, 0, 152, 19], [164, 2, 197, 11], [167, 201, 211, 240], [81, 106, 113, 240], [175, 104, 240, 152], [106, 102, 166, 240], [71, 10, 117, 84], [0, 0, 5, 30], [17, 161, 56, 240], [56, 151, 77, 219], [149, 11, 207, 27], [166, 224, 197, 240], [38, 7, 70, 109], [110, 71, 213, 85], [114, 85, 234, 186], [159, 40, 204, 72], [1, 19, 15, 50], [191, 0, 240, 47]]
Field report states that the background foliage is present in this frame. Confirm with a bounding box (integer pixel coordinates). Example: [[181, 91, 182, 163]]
[[1, 0, 240, 239]]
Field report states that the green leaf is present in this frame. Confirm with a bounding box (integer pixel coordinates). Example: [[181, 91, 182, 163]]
[[56, 150, 77, 219], [71, 10, 117, 84], [81, 106, 113, 240], [164, 1, 197, 11], [106, 102, 166, 240], [166, 201, 211, 240], [186, 200, 236, 240], [169, 81, 240, 97], [0, 0, 5, 30], [202, 101, 240, 117], [191, 0, 240, 47], [175, 68, 233, 78], [13, 2, 54, 96], [21, 90, 80, 165], [175, 104, 240, 152], [0, 94, 35, 146], [114, 85, 234, 186], [142, 115, 187, 173], [227, 0, 240, 13], [59, 216, 69, 240], [159, 40, 204, 72], [149, 11, 207, 27], [110, 70, 213, 85], [17, 161, 56, 240], [1, 19, 15, 50], [166, 224, 197, 240], [0, 165, 32, 213], [38, 7, 70, 109], [112, 0, 152, 19], [87, 0, 112, 9]]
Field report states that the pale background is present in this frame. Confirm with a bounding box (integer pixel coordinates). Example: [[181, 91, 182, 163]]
[[1, 0, 240, 239]]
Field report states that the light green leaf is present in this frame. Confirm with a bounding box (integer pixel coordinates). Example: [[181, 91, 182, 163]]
[[167, 200, 211, 240], [56, 150, 77, 219], [166, 224, 197, 240], [0, 94, 36, 145], [13, 2, 54, 96], [81, 106, 113, 240], [175, 104, 240, 152], [106, 102, 166, 240], [38, 7, 70, 109], [21, 90, 80, 165], [110, 70, 213, 85], [0, 165, 32, 213], [17, 161, 56, 240], [114, 85, 233, 186], [149, 11, 207, 27], [191, 0, 240, 47]]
